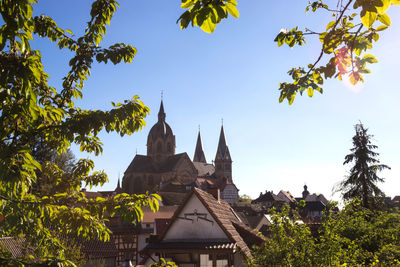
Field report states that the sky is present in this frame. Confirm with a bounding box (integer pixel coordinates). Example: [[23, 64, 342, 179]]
[[32, 0, 400, 202]]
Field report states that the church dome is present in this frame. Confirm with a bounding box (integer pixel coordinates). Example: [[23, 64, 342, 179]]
[[147, 100, 175, 160], [148, 120, 174, 141]]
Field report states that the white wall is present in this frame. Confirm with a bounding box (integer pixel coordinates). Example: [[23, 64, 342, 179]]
[[164, 194, 228, 240]]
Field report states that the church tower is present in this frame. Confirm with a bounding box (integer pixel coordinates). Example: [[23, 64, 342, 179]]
[[147, 100, 175, 164], [193, 130, 206, 163], [214, 125, 232, 182]]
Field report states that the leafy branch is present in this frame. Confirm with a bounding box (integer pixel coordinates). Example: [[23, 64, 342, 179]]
[[275, 0, 399, 104]]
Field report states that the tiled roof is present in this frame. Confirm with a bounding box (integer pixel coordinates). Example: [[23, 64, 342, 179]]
[[142, 206, 178, 223], [0, 237, 29, 258], [392, 196, 400, 202], [157, 188, 264, 258], [193, 162, 215, 177], [194, 189, 263, 257], [81, 238, 117, 258]]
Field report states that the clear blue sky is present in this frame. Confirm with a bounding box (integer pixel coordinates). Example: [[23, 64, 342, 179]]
[[33, 0, 400, 201]]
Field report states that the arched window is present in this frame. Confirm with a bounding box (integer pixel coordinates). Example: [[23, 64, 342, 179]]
[[157, 142, 162, 152], [148, 176, 154, 186], [134, 177, 143, 193], [167, 142, 172, 153]]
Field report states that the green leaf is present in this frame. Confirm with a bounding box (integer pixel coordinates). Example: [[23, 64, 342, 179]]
[[363, 54, 378, 63], [181, 0, 196, 9], [376, 25, 388, 31], [326, 21, 336, 31], [360, 10, 377, 28], [307, 87, 314, 97], [375, 0, 391, 14], [199, 17, 216, 33], [377, 13, 391, 26], [226, 3, 239, 18]]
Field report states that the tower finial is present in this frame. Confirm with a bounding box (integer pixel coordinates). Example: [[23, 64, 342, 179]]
[[198, 124, 200, 132], [161, 89, 163, 101], [221, 118, 223, 126]]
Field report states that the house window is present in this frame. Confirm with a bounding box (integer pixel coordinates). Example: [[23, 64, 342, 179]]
[[216, 254, 229, 267], [200, 254, 212, 267], [146, 223, 151, 228]]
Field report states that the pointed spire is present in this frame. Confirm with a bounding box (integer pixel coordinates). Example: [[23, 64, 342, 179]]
[[117, 177, 121, 189], [217, 125, 227, 158], [115, 176, 122, 193], [193, 129, 207, 163], [158, 100, 166, 122]]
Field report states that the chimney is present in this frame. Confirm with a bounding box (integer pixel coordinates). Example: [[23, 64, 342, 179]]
[[207, 188, 220, 202]]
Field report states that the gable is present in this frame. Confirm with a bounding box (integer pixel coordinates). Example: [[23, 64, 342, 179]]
[[163, 194, 228, 241], [174, 153, 197, 174]]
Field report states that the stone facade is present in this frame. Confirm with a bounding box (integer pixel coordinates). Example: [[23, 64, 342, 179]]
[[121, 100, 239, 205]]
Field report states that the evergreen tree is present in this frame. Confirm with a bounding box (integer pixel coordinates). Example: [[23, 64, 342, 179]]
[[339, 123, 390, 208]]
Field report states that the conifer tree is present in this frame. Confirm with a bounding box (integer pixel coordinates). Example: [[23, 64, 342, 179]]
[[339, 123, 390, 208]]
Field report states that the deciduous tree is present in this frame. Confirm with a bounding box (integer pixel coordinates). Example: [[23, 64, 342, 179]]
[[0, 0, 160, 265]]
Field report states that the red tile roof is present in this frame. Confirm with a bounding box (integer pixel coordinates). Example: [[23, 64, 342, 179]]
[[157, 188, 264, 258]]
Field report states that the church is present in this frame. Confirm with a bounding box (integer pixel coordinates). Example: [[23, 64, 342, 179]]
[[121, 100, 239, 205]]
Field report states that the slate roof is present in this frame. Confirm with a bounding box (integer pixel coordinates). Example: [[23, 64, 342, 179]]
[[193, 131, 207, 163], [124, 153, 194, 174], [253, 191, 286, 203], [193, 162, 215, 177], [305, 193, 328, 205], [278, 190, 297, 203], [158, 191, 187, 205], [125, 155, 156, 173], [156, 188, 264, 258], [158, 153, 189, 172]]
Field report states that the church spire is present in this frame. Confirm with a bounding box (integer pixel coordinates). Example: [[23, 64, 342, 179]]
[[193, 129, 207, 163], [214, 124, 232, 182], [158, 100, 166, 122], [216, 125, 229, 160]]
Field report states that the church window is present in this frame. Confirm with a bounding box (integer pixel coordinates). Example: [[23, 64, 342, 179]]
[[167, 142, 172, 153], [225, 164, 231, 171], [157, 142, 162, 152], [148, 176, 154, 186], [134, 177, 143, 192]]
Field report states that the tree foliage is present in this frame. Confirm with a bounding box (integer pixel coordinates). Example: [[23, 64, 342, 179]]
[[274, 0, 399, 104], [178, 0, 239, 33], [249, 201, 400, 266], [0, 0, 161, 265], [338, 123, 390, 208]]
